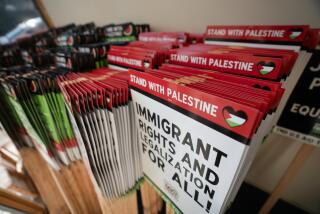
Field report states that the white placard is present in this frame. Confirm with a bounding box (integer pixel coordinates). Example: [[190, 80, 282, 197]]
[[131, 89, 248, 214]]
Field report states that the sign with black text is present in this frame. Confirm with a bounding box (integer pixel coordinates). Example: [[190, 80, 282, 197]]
[[129, 71, 259, 214], [275, 50, 320, 146]]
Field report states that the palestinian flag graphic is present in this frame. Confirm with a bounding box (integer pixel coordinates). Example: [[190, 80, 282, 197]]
[[257, 62, 275, 75], [223, 106, 248, 128], [288, 28, 303, 39]]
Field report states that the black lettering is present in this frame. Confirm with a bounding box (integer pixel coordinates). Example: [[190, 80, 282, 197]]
[[172, 123, 181, 142], [137, 103, 146, 118], [158, 158, 165, 172], [147, 126, 153, 137], [196, 138, 211, 161], [193, 159, 205, 177], [162, 118, 170, 134], [168, 155, 173, 166], [172, 172, 182, 188], [194, 177, 203, 189], [183, 166, 190, 177], [142, 143, 147, 153], [147, 109, 156, 126], [149, 150, 156, 163], [154, 144, 159, 153], [204, 185, 215, 199], [181, 153, 192, 168], [140, 132, 147, 143], [194, 190, 204, 208], [183, 180, 193, 198], [205, 167, 219, 185], [154, 130, 160, 143], [139, 119, 144, 129], [174, 162, 181, 173], [212, 147, 228, 167], [182, 132, 194, 151], [169, 141, 176, 155]]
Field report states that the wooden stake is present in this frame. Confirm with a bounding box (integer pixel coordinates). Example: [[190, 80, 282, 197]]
[[34, 0, 55, 28], [72, 161, 102, 213], [21, 148, 104, 214], [99, 193, 138, 214], [140, 182, 152, 214], [140, 181, 163, 214], [0, 188, 46, 214], [258, 143, 315, 214], [21, 148, 140, 214], [48, 165, 78, 214], [20, 148, 70, 214], [166, 203, 175, 214]]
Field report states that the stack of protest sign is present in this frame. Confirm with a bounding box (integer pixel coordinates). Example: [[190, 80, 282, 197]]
[[58, 68, 142, 197], [127, 25, 316, 213]]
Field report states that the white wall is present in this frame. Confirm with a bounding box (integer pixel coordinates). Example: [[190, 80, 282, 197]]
[[246, 134, 320, 213], [42, 0, 320, 213], [43, 0, 320, 32]]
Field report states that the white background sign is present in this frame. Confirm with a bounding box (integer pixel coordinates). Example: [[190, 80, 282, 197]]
[[132, 90, 248, 214]]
